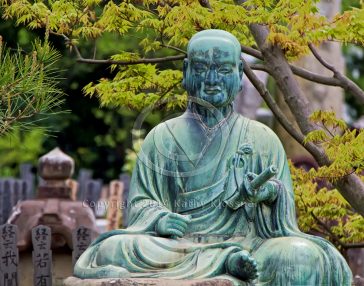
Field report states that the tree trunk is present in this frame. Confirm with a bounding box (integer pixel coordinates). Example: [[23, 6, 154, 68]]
[[275, 0, 345, 160], [248, 22, 364, 216]]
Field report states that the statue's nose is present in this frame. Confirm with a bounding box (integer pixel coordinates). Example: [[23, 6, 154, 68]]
[[205, 69, 218, 86]]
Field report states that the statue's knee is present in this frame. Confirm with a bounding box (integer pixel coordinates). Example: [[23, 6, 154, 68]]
[[254, 237, 324, 285], [256, 237, 321, 260], [278, 237, 322, 264]]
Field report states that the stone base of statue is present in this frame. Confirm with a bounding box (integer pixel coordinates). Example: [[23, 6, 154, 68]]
[[63, 277, 238, 286]]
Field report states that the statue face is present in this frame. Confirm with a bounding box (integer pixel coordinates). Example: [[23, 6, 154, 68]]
[[184, 38, 243, 107]]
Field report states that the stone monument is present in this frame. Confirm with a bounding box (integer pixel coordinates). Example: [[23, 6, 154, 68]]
[[7, 147, 97, 250], [73, 30, 352, 285]]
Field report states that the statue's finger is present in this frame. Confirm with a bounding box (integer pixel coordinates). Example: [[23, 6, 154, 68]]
[[169, 218, 190, 225], [168, 219, 188, 229], [167, 228, 184, 238], [167, 223, 187, 233], [169, 213, 191, 223]]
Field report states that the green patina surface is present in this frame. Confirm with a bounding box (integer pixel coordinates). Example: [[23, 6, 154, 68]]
[[74, 30, 352, 286]]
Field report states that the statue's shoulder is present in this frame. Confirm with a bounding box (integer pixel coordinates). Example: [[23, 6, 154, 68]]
[[149, 112, 192, 137], [236, 115, 282, 145], [141, 114, 188, 152]]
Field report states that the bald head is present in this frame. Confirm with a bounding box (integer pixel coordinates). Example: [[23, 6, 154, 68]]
[[187, 30, 241, 61], [183, 29, 243, 108]]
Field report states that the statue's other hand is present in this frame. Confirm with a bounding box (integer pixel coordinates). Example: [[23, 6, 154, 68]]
[[156, 213, 192, 238], [244, 172, 278, 204]]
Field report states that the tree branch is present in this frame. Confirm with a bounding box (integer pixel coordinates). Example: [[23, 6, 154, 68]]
[[299, 195, 364, 250], [240, 45, 263, 60], [240, 44, 357, 91], [247, 23, 364, 216], [242, 57, 327, 160], [308, 43, 337, 71], [289, 65, 342, 86], [310, 211, 346, 248], [250, 24, 317, 136], [55, 30, 357, 92], [160, 43, 187, 55], [311, 211, 364, 249], [249, 63, 270, 72], [76, 54, 186, 65], [309, 43, 364, 104], [51, 31, 186, 66]]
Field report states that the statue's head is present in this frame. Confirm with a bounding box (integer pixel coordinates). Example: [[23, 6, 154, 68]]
[[183, 30, 243, 107]]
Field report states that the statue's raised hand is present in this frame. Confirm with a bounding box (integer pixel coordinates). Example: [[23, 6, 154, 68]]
[[243, 172, 278, 204], [156, 213, 192, 238]]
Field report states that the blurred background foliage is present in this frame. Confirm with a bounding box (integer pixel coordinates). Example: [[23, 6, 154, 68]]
[[0, 19, 170, 179]]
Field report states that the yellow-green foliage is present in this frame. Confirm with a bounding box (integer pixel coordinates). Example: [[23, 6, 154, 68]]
[[2, 0, 363, 247], [83, 53, 186, 110], [304, 111, 364, 180], [0, 127, 44, 176], [2, 0, 364, 109], [293, 111, 364, 247], [122, 129, 145, 175]]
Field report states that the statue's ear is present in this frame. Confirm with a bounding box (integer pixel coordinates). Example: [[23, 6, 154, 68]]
[[239, 61, 244, 91], [239, 61, 243, 79], [182, 58, 189, 89]]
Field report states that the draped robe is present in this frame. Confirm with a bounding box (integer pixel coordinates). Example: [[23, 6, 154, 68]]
[[74, 109, 352, 285]]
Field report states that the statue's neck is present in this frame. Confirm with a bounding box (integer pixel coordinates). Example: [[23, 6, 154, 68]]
[[191, 102, 232, 129]]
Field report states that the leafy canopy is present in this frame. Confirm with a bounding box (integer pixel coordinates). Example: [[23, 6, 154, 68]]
[[1, 0, 363, 109], [2, 1, 364, 244], [294, 111, 364, 248]]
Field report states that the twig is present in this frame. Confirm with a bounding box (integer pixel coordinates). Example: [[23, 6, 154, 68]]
[[160, 43, 187, 55], [249, 63, 270, 73], [51, 32, 356, 92], [76, 54, 186, 65], [309, 43, 364, 104], [241, 45, 263, 60], [310, 211, 364, 249], [300, 194, 364, 249], [0, 97, 37, 136], [308, 43, 336, 71], [242, 57, 327, 161], [311, 211, 346, 247], [50, 31, 186, 65], [240, 45, 344, 87], [289, 65, 342, 87]]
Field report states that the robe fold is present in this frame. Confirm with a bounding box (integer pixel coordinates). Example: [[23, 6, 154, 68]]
[[74, 110, 352, 286]]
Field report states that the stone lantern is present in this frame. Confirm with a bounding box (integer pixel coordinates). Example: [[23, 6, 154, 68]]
[[38, 147, 75, 199], [7, 148, 98, 251]]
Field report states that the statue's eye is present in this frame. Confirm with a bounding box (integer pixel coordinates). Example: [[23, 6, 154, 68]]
[[194, 64, 207, 73], [218, 65, 233, 74]]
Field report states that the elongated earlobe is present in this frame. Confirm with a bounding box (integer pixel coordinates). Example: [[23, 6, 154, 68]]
[[239, 61, 244, 91], [182, 59, 189, 89], [239, 83, 243, 91], [239, 61, 243, 78]]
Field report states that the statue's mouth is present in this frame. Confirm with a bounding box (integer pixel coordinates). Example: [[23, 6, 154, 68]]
[[204, 87, 222, 95]]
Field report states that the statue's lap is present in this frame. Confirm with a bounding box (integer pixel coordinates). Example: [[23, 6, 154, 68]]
[[96, 233, 321, 267]]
